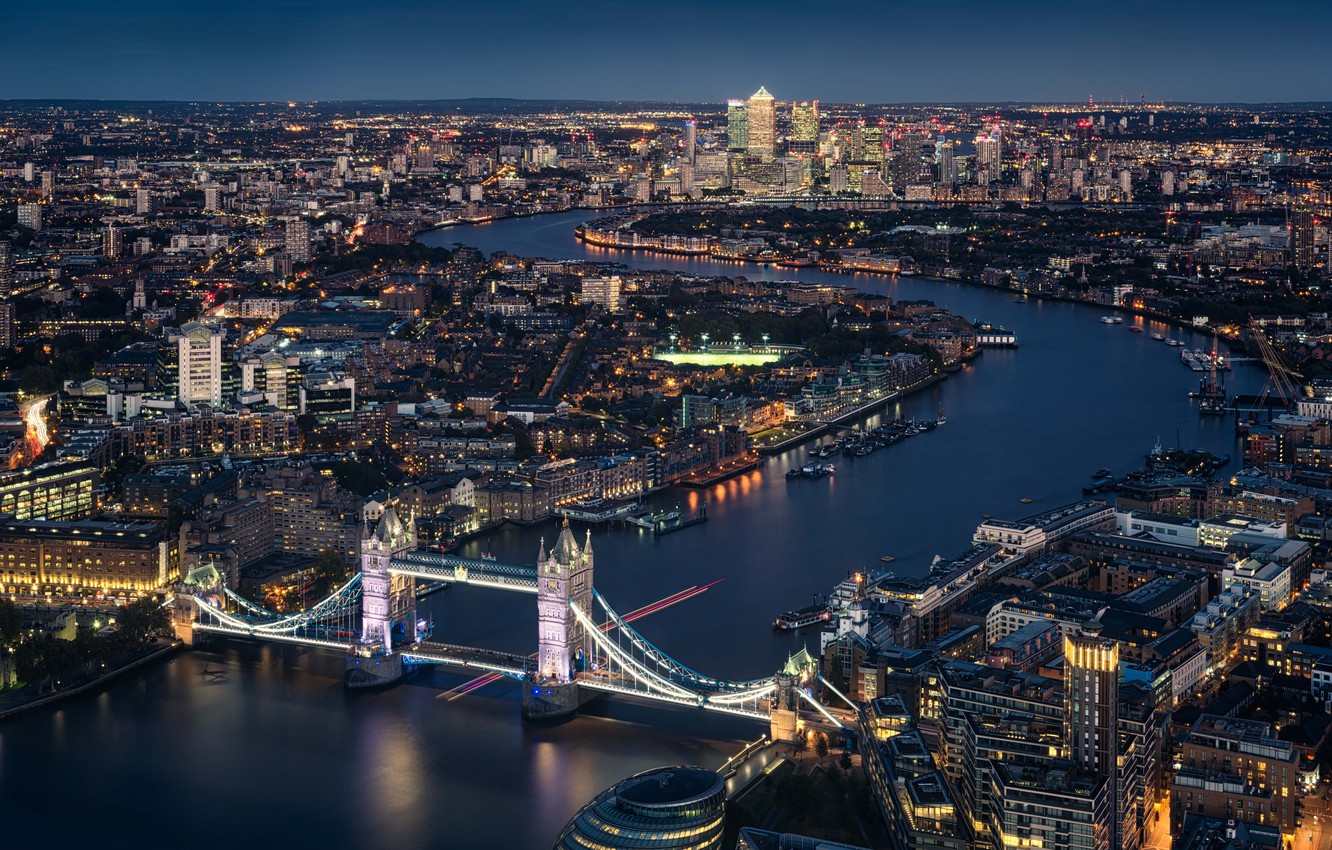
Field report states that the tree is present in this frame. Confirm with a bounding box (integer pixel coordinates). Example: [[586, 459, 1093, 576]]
[[311, 550, 348, 599], [117, 598, 169, 644], [0, 599, 21, 647], [839, 748, 853, 772], [792, 731, 809, 761], [815, 732, 830, 764]]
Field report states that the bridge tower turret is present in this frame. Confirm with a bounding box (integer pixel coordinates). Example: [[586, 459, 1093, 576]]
[[523, 520, 595, 721], [345, 507, 416, 689]]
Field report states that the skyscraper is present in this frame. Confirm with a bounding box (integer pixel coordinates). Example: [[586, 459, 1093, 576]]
[[0, 301, 12, 350], [285, 218, 312, 263], [746, 86, 775, 159], [0, 241, 12, 298], [1064, 622, 1119, 849], [938, 139, 957, 185], [40, 170, 54, 199], [726, 100, 748, 153], [862, 125, 885, 164], [975, 133, 1001, 184], [169, 322, 225, 409], [1292, 206, 1316, 270], [136, 188, 153, 215], [790, 101, 819, 155], [103, 226, 123, 259], [204, 185, 222, 213], [683, 121, 697, 162], [17, 204, 42, 232], [892, 131, 922, 190]]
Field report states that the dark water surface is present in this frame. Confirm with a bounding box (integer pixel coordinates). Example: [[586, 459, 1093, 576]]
[[0, 211, 1266, 849]]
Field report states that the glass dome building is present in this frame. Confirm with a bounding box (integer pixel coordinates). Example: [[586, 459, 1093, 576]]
[[553, 765, 727, 850]]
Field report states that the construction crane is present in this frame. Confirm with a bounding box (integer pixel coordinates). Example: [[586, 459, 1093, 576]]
[[1249, 318, 1300, 414]]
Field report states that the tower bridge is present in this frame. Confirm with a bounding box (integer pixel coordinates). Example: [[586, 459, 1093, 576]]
[[172, 508, 835, 739]]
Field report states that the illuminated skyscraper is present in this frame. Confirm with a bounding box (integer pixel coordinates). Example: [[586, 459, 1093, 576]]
[[790, 101, 819, 155], [937, 139, 956, 185], [746, 86, 775, 159], [975, 133, 1001, 184], [862, 125, 884, 164], [1292, 206, 1316, 270], [726, 100, 748, 153], [0, 241, 12, 298], [285, 218, 312, 263], [1064, 622, 1119, 850], [892, 131, 921, 189], [683, 121, 697, 162]]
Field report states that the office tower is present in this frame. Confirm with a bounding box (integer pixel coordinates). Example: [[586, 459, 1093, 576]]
[[1064, 622, 1120, 848], [204, 185, 222, 212], [40, 170, 54, 198], [840, 125, 864, 162], [746, 86, 775, 159], [1292, 206, 1316, 270], [790, 101, 819, 155], [975, 134, 1001, 184], [0, 301, 12, 349], [23, 162, 34, 182], [169, 322, 225, 409], [829, 163, 848, 194], [0, 241, 12, 297], [726, 100, 748, 152], [862, 126, 885, 164], [938, 140, 957, 185], [17, 204, 42, 232], [285, 218, 312, 263], [893, 131, 922, 189], [136, 188, 153, 215], [683, 121, 697, 162], [103, 227, 123, 259]]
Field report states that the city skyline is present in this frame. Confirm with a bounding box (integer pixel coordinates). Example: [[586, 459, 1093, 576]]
[[7, 0, 1332, 103]]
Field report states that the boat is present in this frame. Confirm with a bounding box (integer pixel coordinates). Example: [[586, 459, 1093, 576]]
[[1019, 498, 1033, 504], [1113, 317, 1125, 324], [1165, 338, 1184, 347], [1151, 333, 1166, 341], [774, 604, 831, 631], [1100, 316, 1117, 324], [787, 462, 835, 480], [480, 552, 496, 561], [1128, 326, 1144, 333], [1091, 468, 1110, 479]]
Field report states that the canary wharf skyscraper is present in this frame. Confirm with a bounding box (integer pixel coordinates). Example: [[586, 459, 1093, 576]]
[[727, 100, 748, 153], [746, 86, 775, 159], [790, 101, 819, 155]]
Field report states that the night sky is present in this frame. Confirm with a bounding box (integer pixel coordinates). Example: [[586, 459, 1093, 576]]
[[6, 0, 1331, 103]]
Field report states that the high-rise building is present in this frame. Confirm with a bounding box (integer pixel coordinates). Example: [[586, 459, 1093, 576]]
[[22, 162, 34, 183], [0, 241, 13, 297], [580, 275, 622, 312], [0, 300, 13, 349], [204, 185, 222, 213], [683, 121, 697, 162], [938, 140, 957, 185], [893, 131, 922, 190], [862, 126, 885, 164], [136, 188, 153, 215], [976, 134, 1001, 184], [1292, 206, 1316, 270], [746, 86, 775, 159], [169, 322, 225, 409], [40, 170, 54, 198], [17, 204, 42, 232], [726, 100, 748, 153], [285, 218, 312, 263], [1160, 169, 1175, 196], [791, 101, 819, 146], [1064, 622, 1120, 847], [103, 227, 123, 259]]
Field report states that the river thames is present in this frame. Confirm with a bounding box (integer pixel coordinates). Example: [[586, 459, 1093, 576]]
[[0, 210, 1268, 848]]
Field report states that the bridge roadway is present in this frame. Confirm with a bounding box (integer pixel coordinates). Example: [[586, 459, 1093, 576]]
[[389, 552, 537, 593], [402, 641, 533, 679]]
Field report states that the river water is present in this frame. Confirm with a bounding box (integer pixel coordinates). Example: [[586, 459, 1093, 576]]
[[0, 211, 1267, 848]]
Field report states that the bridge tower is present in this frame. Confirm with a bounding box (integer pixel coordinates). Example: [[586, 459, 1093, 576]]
[[523, 521, 594, 721], [345, 507, 416, 689]]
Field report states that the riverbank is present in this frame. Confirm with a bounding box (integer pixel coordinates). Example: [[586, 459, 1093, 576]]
[[0, 639, 181, 722], [755, 365, 956, 456]]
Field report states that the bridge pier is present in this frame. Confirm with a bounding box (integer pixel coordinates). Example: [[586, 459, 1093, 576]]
[[769, 671, 800, 744], [344, 648, 404, 689], [521, 680, 593, 722]]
